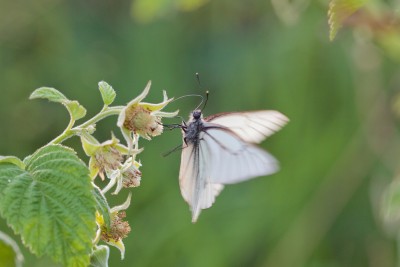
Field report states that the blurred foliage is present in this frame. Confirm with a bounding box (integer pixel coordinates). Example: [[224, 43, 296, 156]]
[[328, 0, 367, 40], [0, 231, 23, 267], [132, 0, 210, 23], [1, 0, 400, 266]]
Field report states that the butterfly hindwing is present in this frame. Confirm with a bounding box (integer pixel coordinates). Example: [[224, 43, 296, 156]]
[[202, 123, 279, 184]]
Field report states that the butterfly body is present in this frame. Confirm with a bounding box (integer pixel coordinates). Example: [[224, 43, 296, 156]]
[[179, 109, 288, 222], [182, 110, 204, 146]]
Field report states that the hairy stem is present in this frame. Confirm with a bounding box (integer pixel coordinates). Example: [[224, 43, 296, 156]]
[[49, 106, 124, 145]]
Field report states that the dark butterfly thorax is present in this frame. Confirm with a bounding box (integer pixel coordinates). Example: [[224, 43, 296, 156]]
[[183, 110, 205, 145]]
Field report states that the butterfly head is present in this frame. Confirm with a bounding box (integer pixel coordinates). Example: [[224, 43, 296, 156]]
[[192, 110, 202, 120]]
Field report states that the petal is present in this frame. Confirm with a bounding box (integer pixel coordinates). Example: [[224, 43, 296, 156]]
[[140, 99, 173, 111], [106, 238, 126, 260], [114, 143, 130, 155], [102, 171, 119, 194], [134, 160, 142, 168], [96, 212, 105, 226], [125, 81, 152, 108], [112, 175, 124, 195], [81, 135, 101, 156], [139, 90, 174, 111], [111, 193, 132, 213], [89, 157, 100, 179], [100, 133, 120, 147], [163, 90, 168, 102], [120, 127, 134, 150], [153, 110, 179, 118], [116, 107, 126, 128]]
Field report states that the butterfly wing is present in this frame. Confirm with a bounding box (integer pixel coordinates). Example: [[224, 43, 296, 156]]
[[202, 123, 279, 184], [179, 110, 287, 222], [179, 136, 224, 223], [205, 110, 288, 144]]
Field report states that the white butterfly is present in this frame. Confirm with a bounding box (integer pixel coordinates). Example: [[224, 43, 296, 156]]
[[179, 109, 288, 222]]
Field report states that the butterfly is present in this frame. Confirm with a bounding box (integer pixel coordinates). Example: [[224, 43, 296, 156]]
[[179, 107, 288, 222]]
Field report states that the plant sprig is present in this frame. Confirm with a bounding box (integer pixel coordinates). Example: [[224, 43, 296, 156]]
[[0, 81, 178, 267]]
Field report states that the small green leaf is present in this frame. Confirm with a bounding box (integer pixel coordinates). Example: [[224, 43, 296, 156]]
[[30, 87, 69, 103], [0, 145, 96, 267], [0, 231, 24, 267], [94, 185, 111, 229], [0, 156, 25, 170], [65, 100, 87, 120], [98, 81, 116, 106], [90, 245, 110, 267], [328, 0, 367, 41]]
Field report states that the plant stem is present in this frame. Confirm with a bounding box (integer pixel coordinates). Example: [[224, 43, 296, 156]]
[[49, 106, 124, 145]]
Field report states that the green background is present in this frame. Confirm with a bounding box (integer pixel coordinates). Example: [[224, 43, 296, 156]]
[[0, 0, 398, 266]]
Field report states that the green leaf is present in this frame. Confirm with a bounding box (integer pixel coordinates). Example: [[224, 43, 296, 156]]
[[65, 100, 87, 121], [90, 245, 109, 267], [0, 231, 24, 267], [328, 0, 367, 41], [98, 81, 116, 106], [0, 145, 96, 267], [30, 87, 87, 121], [30, 87, 69, 103], [0, 156, 25, 170], [93, 185, 111, 229]]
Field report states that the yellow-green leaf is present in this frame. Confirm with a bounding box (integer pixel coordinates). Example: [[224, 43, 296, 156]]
[[0, 231, 24, 267], [65, 100, 87, 121], [328, 0, 367, 41]]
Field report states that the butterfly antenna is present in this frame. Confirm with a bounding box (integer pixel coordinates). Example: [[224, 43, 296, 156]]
[[202, 91, 209, 111], [171, 94, 203, 104], [194, 73, 209, 111], [170, 73, 208, 110], [196, 72, 201, 87]]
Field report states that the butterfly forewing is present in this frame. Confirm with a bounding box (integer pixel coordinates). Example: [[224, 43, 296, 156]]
[[205, 110, 288, 144], [179, 134, 224, 222]]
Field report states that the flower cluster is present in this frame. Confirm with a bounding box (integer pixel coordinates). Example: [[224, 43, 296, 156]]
[[88, 81, 178, 259]]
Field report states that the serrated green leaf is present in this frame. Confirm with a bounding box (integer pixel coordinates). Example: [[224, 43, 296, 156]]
[[0, 231, 24, 267], [30, 87, 69, 103], [98, 81, 116, 106], [90, 245, 109, 267], [65, 100, 87, 121], [93, 185, 111, 229], [0, 145, 96, 267], [328, 0, 367, 41], [0, 156, 25, 170]]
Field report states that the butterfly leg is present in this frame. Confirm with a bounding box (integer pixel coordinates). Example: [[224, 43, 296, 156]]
[[162, 123, 183, 130]]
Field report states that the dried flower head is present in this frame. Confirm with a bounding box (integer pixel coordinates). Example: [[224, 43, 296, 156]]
[[101, 211, 131, 243], [102, 156, 142, 195], [81, 133, 129, 180], [96, 193, 132, 259], [117, 81, 178, 148]]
